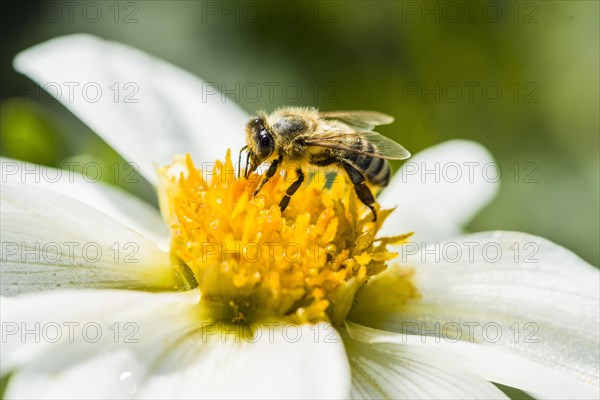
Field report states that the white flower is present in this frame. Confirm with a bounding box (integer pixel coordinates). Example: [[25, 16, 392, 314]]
[[1, 34, 598, 399]]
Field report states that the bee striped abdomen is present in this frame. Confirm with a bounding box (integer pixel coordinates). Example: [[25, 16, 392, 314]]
[[365, 157, 391, 187], [345, 137, 391, 187]]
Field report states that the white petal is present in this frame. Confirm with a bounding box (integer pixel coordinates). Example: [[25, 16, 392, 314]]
[[379, 140, 499, 242], [14, 34, 249, 185], [1, 184, 182, 295], [342, 325, 508, 399], [348, 231, 600, 398], [5, 349, 143, 399], [1, 289, 201, 373], [2, 289, 202, 398], [347, 322, 599, 400], [3, 289, 350, 399], [135, 322, 350, 399], [1, 157, 168, 247]]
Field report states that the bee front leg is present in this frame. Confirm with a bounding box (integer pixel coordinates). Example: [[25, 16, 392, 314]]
[[340, 160, 378, 222], [253, 155, 283, 197], [279, 168, 305, 212]]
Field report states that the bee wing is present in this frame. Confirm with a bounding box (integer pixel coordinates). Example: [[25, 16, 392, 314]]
[[319, 110, 394, 130], [304, 131, 411, 160]]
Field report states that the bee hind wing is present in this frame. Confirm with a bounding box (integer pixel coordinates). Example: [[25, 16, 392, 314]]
[[319, 110, 394, 130]]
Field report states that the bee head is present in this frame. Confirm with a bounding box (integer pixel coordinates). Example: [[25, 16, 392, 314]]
[[244, 117, 274, 176]]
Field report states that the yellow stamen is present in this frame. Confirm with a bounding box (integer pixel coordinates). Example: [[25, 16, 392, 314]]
[[158, 151, 410, 325]]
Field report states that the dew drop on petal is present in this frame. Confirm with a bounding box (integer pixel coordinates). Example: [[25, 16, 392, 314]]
[[120, 371, 137, 394]]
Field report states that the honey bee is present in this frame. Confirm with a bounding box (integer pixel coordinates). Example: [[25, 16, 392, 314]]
[[239, 107, 411, 221]]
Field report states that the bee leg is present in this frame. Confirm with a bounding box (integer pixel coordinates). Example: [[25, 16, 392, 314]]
[[253, 155, 282, 197], [340, 161, 378, 222], [279, 168, 305, 212], [237, 145, 247, 178]]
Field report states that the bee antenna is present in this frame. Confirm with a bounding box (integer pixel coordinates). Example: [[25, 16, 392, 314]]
[[238, 145, 248, 179]]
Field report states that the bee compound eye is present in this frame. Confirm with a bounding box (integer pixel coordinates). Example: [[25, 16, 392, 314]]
[[259, 132, 271, 146], [257, 131, 274, 158]]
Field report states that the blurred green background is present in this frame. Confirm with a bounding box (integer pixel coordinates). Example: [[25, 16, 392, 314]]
[[1, 0, 598, 268]]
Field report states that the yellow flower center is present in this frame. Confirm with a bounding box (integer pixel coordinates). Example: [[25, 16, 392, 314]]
[[158, 151, 410, 325]]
